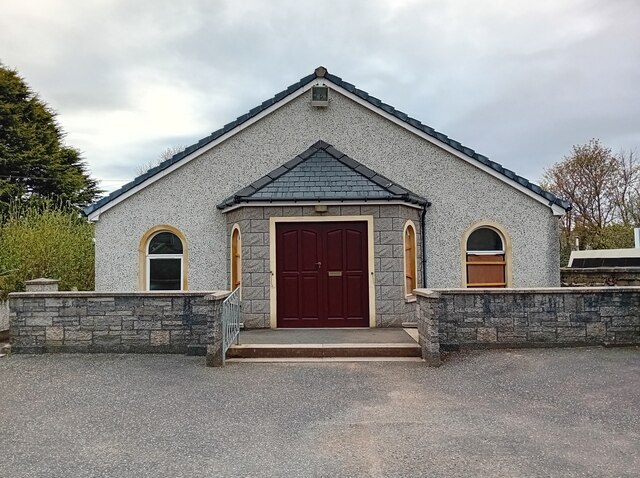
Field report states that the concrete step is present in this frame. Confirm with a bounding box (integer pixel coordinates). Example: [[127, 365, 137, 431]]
[[226, 357, 425, 363], [227, 342, 422, 359]]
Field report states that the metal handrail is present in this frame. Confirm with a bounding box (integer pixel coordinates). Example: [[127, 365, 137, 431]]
[[222, 287, 241, 364]]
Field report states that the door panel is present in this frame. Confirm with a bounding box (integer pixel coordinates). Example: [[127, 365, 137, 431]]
[[276, 222, 369, 328]]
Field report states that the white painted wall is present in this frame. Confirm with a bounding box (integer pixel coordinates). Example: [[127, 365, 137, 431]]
[[94, 88, 560, 291]]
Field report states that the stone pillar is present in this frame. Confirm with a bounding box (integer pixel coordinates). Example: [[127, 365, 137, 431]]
[[205, 291, 229, 367], [416, 290, 441, 367], [24, 278, 59, 292]]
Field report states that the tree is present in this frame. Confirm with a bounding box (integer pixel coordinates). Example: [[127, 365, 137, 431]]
[[135, 145, 186, 176], [542, 139, 640, 263], [0, 64, 101, 210]]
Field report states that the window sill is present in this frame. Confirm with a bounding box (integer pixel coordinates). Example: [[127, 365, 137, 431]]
[[404, 295, 417, 303]]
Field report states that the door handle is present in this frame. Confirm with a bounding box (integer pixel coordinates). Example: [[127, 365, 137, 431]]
[[316, 261, 322, 270]]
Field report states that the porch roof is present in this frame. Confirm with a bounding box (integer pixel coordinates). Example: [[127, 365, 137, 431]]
[[216, 141, 429, 210]]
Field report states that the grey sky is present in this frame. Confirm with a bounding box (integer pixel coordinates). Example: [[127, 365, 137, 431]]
[[2, 0, 639, 193]]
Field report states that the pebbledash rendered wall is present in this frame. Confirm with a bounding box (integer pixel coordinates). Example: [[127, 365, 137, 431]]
[[225, 204, 422, 328], [9, 291, 227, 364], [93, 87, 560, 295], [415, 288, 640, 365]]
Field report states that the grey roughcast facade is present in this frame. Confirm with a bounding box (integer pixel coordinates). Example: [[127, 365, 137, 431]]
[[85, 66, 570, 329]]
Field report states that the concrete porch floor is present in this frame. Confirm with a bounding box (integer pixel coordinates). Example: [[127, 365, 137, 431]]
[[237, 328, 419, 345], [228, 328, 422, 361]]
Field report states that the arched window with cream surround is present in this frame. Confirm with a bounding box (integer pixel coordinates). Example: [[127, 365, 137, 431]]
[[231, 225, 242, 291], [465, 226, 507, 288], [403, 221, 417, 296], [141, 227, 186, 291]]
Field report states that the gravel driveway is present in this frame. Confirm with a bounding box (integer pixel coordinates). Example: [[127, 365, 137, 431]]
[[2, 347, 639, 477]]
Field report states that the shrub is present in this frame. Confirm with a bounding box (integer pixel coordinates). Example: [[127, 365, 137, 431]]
[[0, 201, 94, 296]]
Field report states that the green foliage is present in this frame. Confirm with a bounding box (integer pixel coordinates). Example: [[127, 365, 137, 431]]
[[0, 201, 94, 296], [543, 139, 639, 263], [0, 63, 101, 211]]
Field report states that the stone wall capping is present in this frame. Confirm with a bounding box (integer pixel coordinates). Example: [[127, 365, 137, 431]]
[[206, 291, 232, 301], [9, 290, 227, 299], [415, 286, 640, 296]]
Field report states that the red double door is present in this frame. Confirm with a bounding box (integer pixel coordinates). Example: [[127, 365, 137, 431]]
[[276, 222, 369, 328]]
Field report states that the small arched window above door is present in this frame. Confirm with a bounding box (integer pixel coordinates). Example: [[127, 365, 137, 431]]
[[404, 221, 417, 296], [231, 225, 242, 291], [466, 226, 507, 288], [145, 230, 185, 290]]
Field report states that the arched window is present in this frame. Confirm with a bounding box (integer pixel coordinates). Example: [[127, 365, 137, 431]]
[[465, 226, 506, 288], [146, 231, 184, 290], [404, 221, 417, 296], [231, 225, 242, 291]]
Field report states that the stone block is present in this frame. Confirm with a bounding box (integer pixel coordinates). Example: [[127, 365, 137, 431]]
[[25, 315, 53, 327], [586, 322, 606, 338], [133, 320, 162, 330], [242, 287, 266, 300], [340, 205, 361, 215], [477, 327, 497, 343], [557, 327, 586, 339], [244, 233, 265, 247], [282, 206, 302, 216], [376, 271, 394, 286], [93, 335, 122, 347], [375, 244, 394, 258], [150, 330, 171, 346], [457, 327, 477, 342], [375, 217, 394, 231], [244, 259, 265, 273], [376, 300, 394, 315], [380, 257, 400, 272], [379, 205, 400, 217], [65, 330, 92, 342], [46, 326, 64, 341], [486, 317, 514, 330], [250, 300, 269, 314], [262, 207, 283, 218], [250, 245, 269, 260], [360, 205, 380, 217], [249, 219, 268, 234], [379, 231, 399, 245]]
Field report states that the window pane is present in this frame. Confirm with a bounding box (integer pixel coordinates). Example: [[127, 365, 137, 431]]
[[467, 228, 503, 251], [149, 232, 183, 254], [149, 258, 181, 290]]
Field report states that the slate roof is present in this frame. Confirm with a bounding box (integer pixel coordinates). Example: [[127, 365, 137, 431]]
[[217, 141, 429, 210], [84, 66, 570, 216]]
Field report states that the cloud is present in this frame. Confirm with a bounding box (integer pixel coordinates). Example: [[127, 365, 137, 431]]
[[1, 0, 639, 192]]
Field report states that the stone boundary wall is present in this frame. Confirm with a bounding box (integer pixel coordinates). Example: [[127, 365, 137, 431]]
[[561, 268, 640, 287], [9, 291, 228, 359], [415, 288, 640, 363]]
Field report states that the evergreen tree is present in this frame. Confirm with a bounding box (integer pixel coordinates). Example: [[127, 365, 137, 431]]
[[0, 63, 101, 210]]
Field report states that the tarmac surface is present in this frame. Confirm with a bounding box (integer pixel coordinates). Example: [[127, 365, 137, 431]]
[[2, 347, 639, 477]]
